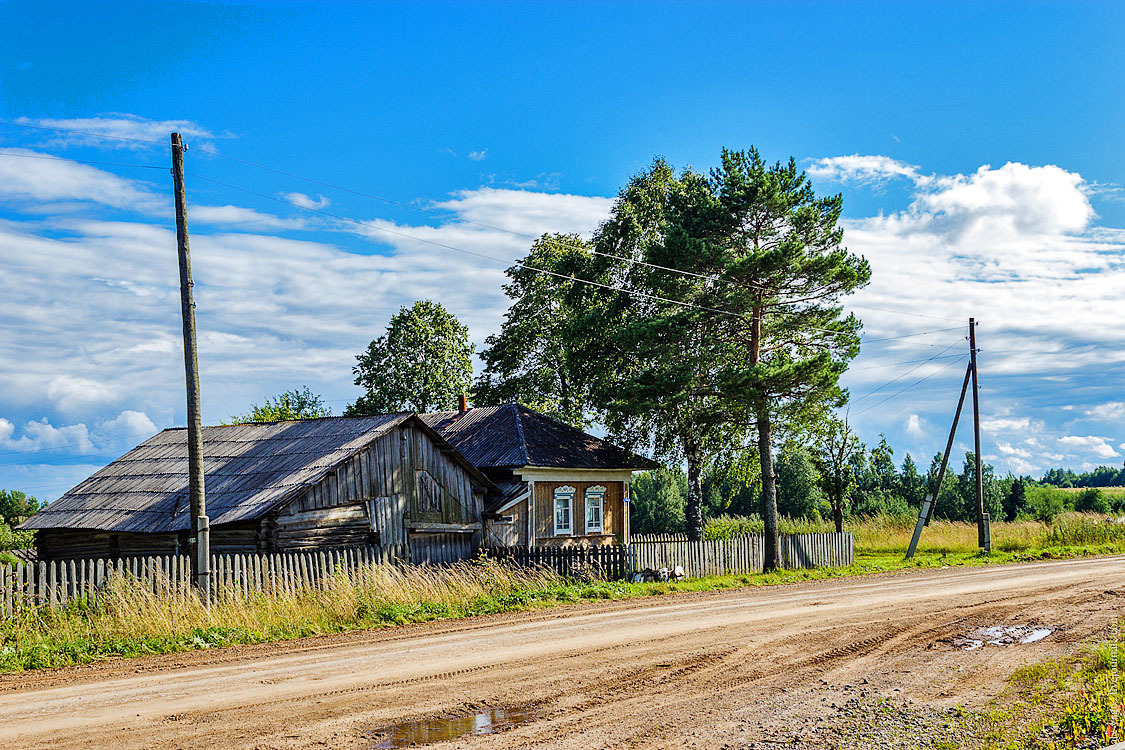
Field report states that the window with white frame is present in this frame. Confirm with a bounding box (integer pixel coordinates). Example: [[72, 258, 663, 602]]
[[553, 486, 575, 535], [585, 485, 606, 534]]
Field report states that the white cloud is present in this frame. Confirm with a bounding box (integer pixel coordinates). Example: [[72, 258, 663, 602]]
[[805, 154, 923, 185], [192, 204, 308, 231], [980, 417, 1032, 432], [905, 414, 925, 437], [468, 149, 488, 162], [98, 410, 158, 439], [280, 192, 330, 210], [0, 148, 164, 212], [1087, 402, 1125, 420], [996, 441, 1032, 459], [1058, 435, 1119, 459], [14, 115, 218, 150], [434, 187, 613, 238], [0, 417, 93, 454]]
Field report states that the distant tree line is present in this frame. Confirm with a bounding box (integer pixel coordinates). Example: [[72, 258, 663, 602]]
[[629, 436, 1125, 535]]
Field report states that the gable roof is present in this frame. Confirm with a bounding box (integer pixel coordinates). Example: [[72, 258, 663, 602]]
[[23, 414, 490, 534], [421, 404, 659, 471]]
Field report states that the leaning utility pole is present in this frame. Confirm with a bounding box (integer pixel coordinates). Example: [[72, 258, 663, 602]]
[[969, 317, 989, 551], [171, 132, 210, 598], [905, 361, 973, 560]]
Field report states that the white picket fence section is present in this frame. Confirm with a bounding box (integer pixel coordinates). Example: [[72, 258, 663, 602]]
[[630, 532, 853, 577], [0, 545, 403, 614]]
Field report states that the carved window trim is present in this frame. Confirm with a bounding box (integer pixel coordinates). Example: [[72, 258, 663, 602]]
[[553, 485, 575, 535]]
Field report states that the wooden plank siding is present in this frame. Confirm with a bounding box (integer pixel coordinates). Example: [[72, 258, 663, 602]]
[[271, 423, 482, 555], [483, 499, 527, 547], [532, 480, 625, 546]]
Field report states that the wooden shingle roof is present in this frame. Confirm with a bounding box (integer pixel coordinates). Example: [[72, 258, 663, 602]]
[[421, 404, 658, 471], [23, 414, 416, 533]]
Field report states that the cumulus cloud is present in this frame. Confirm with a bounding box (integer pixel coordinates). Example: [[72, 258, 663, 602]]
[[1058, 435, 1119, 459], [1087, 402, 1125, 421], [0, 417, 94, 454], [905, 414, 925, 437], [98, 410, 158, 438]]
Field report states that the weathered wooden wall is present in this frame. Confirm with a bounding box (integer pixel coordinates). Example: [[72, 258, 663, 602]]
[[36, 523, 261, 561], [270, 424, 483, 555], [532, 480, 624, 546], [484, 499, 526, 547]]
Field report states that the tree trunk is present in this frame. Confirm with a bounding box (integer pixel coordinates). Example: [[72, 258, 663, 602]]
[[833, 498, 844, 534], [685, 442, 704, 542], [757, 408, 781, 571]]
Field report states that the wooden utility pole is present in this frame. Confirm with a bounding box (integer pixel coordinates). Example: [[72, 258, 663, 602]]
[[171, 132, 210, 597], [969, 317, 988, 551]]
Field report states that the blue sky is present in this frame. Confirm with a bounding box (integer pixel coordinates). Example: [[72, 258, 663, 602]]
[[1, 0, 1123, 500]]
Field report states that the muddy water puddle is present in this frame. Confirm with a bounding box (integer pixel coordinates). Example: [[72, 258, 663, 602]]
[[371, 706, 538, 748], [952, 625, 1054, 651]]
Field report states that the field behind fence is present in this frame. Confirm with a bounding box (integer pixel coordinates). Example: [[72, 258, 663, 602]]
[[1, 532, 853, 612]]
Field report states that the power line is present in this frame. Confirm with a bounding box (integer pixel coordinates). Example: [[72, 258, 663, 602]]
[[0, 119, 164, 147], [851, 356, 967, 416], [185, 171, 761, 320], [186, 169, 972, 346], [848, 338, 965, 404], [0, 151, 164, 171]]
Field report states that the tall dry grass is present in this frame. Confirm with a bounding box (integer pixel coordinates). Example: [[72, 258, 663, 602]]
[[707, 511, 1125, 555], [0, 559, 564, 671]]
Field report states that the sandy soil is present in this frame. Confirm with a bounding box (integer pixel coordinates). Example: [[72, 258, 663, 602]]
[[2, 555, 1123, 749]]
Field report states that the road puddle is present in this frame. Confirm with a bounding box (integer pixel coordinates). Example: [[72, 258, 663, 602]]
[[953, 625, 1054, 650], [371, 706, 537, 748]]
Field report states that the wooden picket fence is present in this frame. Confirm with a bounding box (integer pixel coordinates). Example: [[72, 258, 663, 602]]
[[0, 533, 852, 613], [483, 545, 631, 580], [630, 532, 853, 577], [0, 545, 404, 614]]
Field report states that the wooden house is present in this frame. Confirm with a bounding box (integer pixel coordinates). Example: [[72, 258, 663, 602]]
[[23, 414, 493, 563], [422, 404, 658, 548]]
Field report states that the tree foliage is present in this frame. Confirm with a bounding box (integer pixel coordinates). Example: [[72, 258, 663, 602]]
[[346, 300, 474, 415], [810, 414, 860, 532], [228, 386, 331, 424], [0, 489, 40, 526], [630, 468, 688, 535], [474, 234, 594, 428]]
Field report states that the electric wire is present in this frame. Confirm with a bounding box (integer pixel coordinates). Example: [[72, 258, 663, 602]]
[[851, 356, 968, 416], [848, 338, 966, 404], [0, 151, 164, 171]]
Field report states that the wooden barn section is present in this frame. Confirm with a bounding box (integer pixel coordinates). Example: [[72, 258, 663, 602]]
[[22, 414, 493, 563]]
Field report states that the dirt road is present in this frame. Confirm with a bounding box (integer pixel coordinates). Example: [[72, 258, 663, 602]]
[[2, 556, 1123, 749]]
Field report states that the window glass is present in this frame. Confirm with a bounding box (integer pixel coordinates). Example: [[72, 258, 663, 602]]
[[585, 485, 606, 534]]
